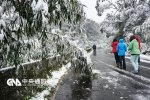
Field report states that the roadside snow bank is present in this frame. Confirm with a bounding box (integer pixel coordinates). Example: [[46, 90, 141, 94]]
[[30, 62, 71, 100], [92, 69, 101, 74], [140, 54, 150, 62], [126, 54, 150, 63], [131, 94, 150, 100]]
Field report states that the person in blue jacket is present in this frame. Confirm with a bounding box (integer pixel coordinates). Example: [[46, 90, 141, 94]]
[[116, 39, 127, 70]]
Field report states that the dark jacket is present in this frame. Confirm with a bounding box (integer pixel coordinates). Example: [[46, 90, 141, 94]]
[[93, 45, 96, 50]]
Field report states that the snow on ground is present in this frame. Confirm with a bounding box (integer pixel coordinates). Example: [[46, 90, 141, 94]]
[[99, 59, 150, 87], [30, 62, 71, 100], [126, 54, 150, 63], [140, 54, 150, 62], [93, 68, 121, 88], [92, 69, 101, 74], [93, 67, 150, 99], [46, 63, 71, 87], [131, 94, 150, 100]]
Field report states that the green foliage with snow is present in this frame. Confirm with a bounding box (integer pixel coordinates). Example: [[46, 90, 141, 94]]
[[0, 0, 84, 68]]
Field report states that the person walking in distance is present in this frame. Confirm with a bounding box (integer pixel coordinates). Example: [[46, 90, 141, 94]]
[[111, 38, 119, 67], [116, 39, 127, 70], [129, 35, 140, 74], [92, 44, 96, 56]]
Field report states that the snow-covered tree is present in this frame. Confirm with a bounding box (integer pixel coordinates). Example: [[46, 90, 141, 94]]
[[96, 0, 150, 38], [0, 0, 84, 68], [83, 19, 108, 48]]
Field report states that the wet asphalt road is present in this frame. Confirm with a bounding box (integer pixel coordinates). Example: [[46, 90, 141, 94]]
[[55, 49, 150, 100], [103, 51, 150, 80]]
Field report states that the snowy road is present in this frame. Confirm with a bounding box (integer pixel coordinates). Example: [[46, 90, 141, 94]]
[[103, 51, 150, 82], [55, 49, 150, 100]]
